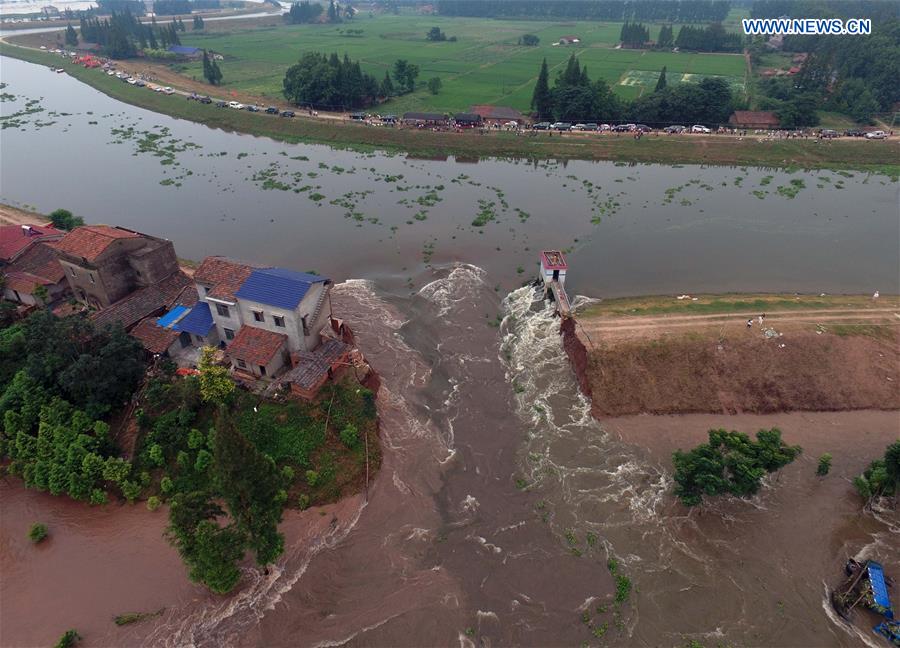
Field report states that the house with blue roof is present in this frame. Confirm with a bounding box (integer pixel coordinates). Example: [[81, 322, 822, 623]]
[[191, 257, 333, 379]]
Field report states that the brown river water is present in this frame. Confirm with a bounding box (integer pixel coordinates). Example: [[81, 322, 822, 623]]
[[1, 56, 899, 647]]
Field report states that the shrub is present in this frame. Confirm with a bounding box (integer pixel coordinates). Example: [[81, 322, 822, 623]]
[[54, 630, 81, 648], [28, 522, 48, 543], [160, 476, 174, 494], [187, 428, 205, 450], [148, 443, 164, 467], [90, 489, 108, 505], [614, 574, 632, 604], [147, 496, 161, 511], [121, 480, 141, 503], [816, 453, 832, 476], [305, 470, 319, 487], [340, 423, 359, 448], [297, 493, 310, 509]]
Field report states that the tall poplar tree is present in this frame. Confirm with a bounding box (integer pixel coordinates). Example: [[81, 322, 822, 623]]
[[531, 57, 551, 119]]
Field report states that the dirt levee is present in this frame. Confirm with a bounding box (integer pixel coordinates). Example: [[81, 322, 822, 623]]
[[565, 296, 900, 417]]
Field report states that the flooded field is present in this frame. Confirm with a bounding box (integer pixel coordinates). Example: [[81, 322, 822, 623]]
[[1, 54, 899, 647]]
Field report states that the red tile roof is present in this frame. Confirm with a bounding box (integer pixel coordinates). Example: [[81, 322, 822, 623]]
[[92, 271, 193, 331], [729, 111, 780, 126], [53, 225, 140, 262], [3, 242, 66, 294], [0, 224, 63, 262], [469, 105, 524, 121], [194, 256, 256, 302], [227, 326, 287, 366], [130, 318, 179, 354]]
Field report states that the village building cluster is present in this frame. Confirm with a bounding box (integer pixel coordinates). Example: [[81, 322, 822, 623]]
[[0, 222, 362, 400]]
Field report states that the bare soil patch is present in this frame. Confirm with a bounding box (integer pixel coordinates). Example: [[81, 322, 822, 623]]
[[567, 297, 900, 417]]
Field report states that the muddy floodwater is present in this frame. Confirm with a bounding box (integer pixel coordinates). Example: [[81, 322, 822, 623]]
[[1, 54, 899, 647]]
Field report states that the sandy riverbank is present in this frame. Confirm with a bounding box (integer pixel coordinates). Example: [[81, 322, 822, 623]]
[[0, 202, 49, 226], [563, 294, 900, 418]]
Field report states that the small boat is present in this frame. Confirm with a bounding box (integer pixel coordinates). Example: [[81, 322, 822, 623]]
[[54, 68, 65, 73]]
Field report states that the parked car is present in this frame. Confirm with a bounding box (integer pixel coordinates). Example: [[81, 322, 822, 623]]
[[819, 129, 839, 138], [134, 79, 145, 87], [599, 124, 611, 132], [551, 122, 572, 131], [572, 123, 586, 131], [664, 125, 687, 134], [265, 106, 279, 114], [844, 129, 865, 137], [216, 100, 228, 108], [583, 123, 599, 131], [246, 105, 260, 112], [163, 87, 174, 95], [228, 101, 244, 109], [199, 96, 212, 104], [281, 110, 295, 118], [865, 130, 887, 139], [126, 77, 137, 85], [691, 124, 711, 133], [611, 124, 631, 132], [532, 122, 551, 130], [634, 124, 652, 132]]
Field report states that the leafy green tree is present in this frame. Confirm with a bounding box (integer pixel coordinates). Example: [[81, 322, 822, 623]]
[[672, 428, 801, 507], [202, 50, 222, 86], [48, 208, 84, 231], [854, 442, 900, 504], [54, 630, 81, 648], [380, 71, 394, 98], [327, 0, 339, 23], [427, 77, 442, 95], [198, 346, 234, 405], [65, 24, 79, 46], [816, 453, 832, 476], [148, 443, 164, 466], [283, 51, 380, 108], [520, 33, 539, 46], [28, 522, 48, 543], [426, 26, 446, 41], [776, 93, 820, 128], [340, 423, 358, 448], [166, 491, 246, 593], [192, 14, 203, 30], [284, 0, 322, 24], [213, 412, 286, 566], [657, 24, 674, 49], [654, 66, 667, 92], [392, 59, 419, 94], [147, 495, 161, 510], [530, 58, 552, 119]]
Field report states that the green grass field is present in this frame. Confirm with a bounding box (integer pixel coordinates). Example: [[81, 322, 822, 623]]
[[177, 15, 747, 113]]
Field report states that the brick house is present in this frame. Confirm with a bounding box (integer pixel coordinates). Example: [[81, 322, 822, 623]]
[[189, 257, 334, 379], [53, 225, 180, 309], [2, 242, 69, 306]]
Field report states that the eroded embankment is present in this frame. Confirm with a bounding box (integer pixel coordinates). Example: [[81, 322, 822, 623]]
[[561, 310, 900, 418]]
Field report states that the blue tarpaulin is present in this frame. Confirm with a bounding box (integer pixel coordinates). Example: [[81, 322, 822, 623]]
[[868, 561, 894, 620], [157, 305, 189, 329]]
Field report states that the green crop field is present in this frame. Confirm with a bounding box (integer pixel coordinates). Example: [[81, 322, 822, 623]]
[[178, 14, 747, 113]]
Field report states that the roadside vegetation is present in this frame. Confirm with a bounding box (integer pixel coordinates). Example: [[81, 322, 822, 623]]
[[0, 307, 380, 594]]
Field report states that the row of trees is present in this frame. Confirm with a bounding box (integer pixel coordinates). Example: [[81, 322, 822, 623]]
[[153, 0, 219, 15], [620, 22, 650, 48], [284, 0, 323, 24], [531, 53, 734, 125], [283, 52, 380, 110], [0, 311, 148, 506], [202, 50, 223, 85], [436, 0, 731, 22], [78, 10, 182, 58], [621, 21, 743, 52], [673, 23, 743, 52], [530, 54, 624, 123]]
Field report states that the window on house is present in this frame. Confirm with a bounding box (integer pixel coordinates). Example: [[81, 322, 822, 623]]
[[224, 328, 235, 341], [273, 315, 285, 328], [89, 273, 95, 284], [69, 267, 77, 277], [236, 359, 246, 368], [259, 365, 267, 376], [253, 310, 264, 322], [301, 315, 309, 336], [216, 304, 230, 318]]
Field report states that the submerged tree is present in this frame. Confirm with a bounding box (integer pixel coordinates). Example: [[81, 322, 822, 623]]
[[672, 428, 802, 507]]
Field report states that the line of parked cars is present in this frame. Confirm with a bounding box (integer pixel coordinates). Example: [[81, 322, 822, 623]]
[[532, 122, 711, 134]]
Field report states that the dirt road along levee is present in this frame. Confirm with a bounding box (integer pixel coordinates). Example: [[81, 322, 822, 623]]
[[566, 294, 900, 418]]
